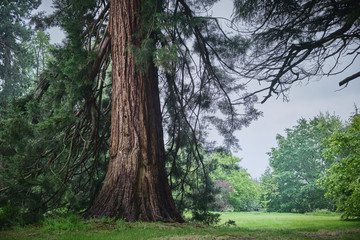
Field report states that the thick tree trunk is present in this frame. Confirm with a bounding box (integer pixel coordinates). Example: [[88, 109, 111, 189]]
[[85, 0, 183, 222]]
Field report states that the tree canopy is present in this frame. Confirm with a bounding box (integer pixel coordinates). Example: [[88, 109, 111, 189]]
[[319, 113, 360, 219], [233, 0, 360, 102], [210, 152, 259, 212], [264, 114, 343, 212]]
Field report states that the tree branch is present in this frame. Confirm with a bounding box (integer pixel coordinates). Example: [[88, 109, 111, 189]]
[[339, 71, 360, 86]]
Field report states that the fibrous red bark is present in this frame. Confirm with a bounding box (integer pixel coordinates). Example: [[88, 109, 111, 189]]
[[85, 0, 183, 222]]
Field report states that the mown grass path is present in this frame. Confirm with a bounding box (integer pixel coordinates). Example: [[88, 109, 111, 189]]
[[1, 212, 359, 239]]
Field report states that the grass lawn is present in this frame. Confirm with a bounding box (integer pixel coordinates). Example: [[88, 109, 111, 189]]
[[1, 212, 359, 239]]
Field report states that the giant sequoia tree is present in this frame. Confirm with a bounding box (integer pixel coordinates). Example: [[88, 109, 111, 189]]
[[0, 0, 260, 222], [85, 0, 183, 222], [72, 0, 263, 222], [83, 0, 260, 222]]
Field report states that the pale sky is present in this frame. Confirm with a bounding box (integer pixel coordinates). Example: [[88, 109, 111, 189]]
[[210, 0, 360, 178], [236, 64, 360, 178], [39, 0, 360, 179]]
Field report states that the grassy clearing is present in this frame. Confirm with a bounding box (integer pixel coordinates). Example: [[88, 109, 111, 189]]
[[1, 212, 359, 239], [219, 212, 353, 230]]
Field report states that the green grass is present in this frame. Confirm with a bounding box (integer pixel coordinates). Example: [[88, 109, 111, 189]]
[[1, 212, 359, 239], [219, 212, 352, 230]]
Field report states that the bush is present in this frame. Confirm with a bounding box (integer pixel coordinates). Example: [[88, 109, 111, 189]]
[[305, 209, 336, 216], [0, 202, 20, 229], [192, 210, 220, 225]]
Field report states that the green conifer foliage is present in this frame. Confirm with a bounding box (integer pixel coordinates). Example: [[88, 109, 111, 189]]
[[0, 1, 111, 223], [0, 0, 41, 110]]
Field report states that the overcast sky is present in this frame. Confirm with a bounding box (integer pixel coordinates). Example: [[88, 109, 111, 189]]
[[236, 64, 360, 178], [210, 0, 360, 178], [39, 0, 360, 178]]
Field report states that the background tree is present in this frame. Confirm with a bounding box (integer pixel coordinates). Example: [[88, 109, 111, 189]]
[[210, 152, 260, 212], [265, 113, 343, 212], [319, 113, 360, 219], [259, 166, 278, 212], [233, 0, 360, 103], [0, 0, 41, 111], [27, 31, 53, 80]]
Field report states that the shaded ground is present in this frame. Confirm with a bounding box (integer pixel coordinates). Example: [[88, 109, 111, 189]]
[[300, 230, 360, 238], [156, 235, 253, 240]]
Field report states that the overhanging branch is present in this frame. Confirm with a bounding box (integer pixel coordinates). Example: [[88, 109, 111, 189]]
[[339, 71, 360, 86]]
